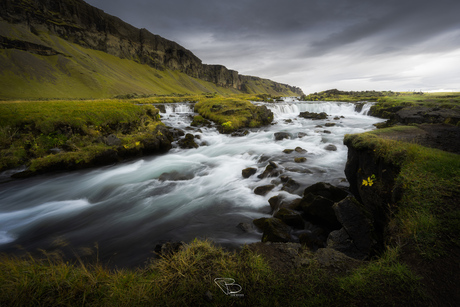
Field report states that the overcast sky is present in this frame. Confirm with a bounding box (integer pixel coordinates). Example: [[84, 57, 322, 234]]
[[85, 0, 460, 94]]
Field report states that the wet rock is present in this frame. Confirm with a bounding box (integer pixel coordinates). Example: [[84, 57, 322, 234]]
[[299, 111, 328, 120], [258, 161, 281, 179], [274, 208, 305, 229], [104, 134, 121, 146], [237, 222, 253, 233], [323, 130, 332, 134], [294, 157, 307, 163], [242, 167, 257, 178], [325, 123, 336, 127], [178, 133, 199, 149], [231, 130, 250, 137], [159, 170, 194, 181], [274, 132, 292, 141], [283, 149, 294, 154], [303, 182, 348, 202], [327, 196, 376, 260], [281, 178, 300, 193], [300, 194, 341, 230], [295, 147, 307, 153], [269, 195, 283, 212], [284, 119, 293, 123], [333, 116, 341, 120], [167, 127, 185, 140], [297, 132, 307, 138], [254, 184, 276, 196], [253, 218, 292, 243], [324, 144, 337, 151]]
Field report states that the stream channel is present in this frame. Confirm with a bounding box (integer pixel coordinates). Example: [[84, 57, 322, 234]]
[[0, 99, 385, 267]]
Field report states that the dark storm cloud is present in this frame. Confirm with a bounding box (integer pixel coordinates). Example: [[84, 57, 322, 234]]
[[85, 0, 460, 92]]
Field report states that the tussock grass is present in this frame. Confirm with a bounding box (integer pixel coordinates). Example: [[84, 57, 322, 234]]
[[0, 239, 427, 306]]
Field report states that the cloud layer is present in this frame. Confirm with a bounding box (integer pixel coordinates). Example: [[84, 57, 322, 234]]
[[86, 0, 460, 93]]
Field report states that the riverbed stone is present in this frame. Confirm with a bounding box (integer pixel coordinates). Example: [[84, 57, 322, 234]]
[[258, 161, 281, 179], [299, 111, 328, 120], [242, 167, 257, 178], [254, 184, 276, 196], [254, 218, 292, 243], [303, 182, 348, 202], [283, 149, 294, 154], [324, 144, 337, 151], [295, 147, 307, 153], [274, 132, 292, 141], [325, 123, 336, 127], [178, 133, 199, 149], [274, 208, 305, 229], [281, 178, 300, 193], [300, 194, 341, 230], [294, 157, 307, 163], [298, 132, 307, 138]]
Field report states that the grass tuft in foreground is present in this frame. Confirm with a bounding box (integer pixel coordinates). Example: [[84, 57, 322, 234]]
[[0, 239, 427, 306]]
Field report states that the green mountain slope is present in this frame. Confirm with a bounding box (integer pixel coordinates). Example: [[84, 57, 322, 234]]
[[0, 0, 303, 99]]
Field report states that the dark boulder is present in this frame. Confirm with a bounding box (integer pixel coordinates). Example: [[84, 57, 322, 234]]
[[300, 194, 341, 230], [325, 123, 336, 127], [159, 170, 194, 181], [324, 144, 337, 151], [297, 132, 307, 138], [295, 147, 307, 153], [237, 222, 253, 233], [253, 217, 292, 243], [178, 134, 199, 149], [231, 130, 250, 137], [294, 157, 307, 163], [281, 178, 300, 194], [254, 184, 276, 196], [283, 149, 294, 154], [326, 196, 376, 260], [242, 167, 257, 178], [299, 111, 328, 120], [303, 182, 348, 202], [274, 208, 305, 229], [258, 161, 281, 179], [274, 132, 292, 141]]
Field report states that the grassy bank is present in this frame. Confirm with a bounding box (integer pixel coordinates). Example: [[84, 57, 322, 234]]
[[0, 98, 163, 174], [0, 239, 425, 306], [344, 128, 460, 259], [303, 89, 460, 106]]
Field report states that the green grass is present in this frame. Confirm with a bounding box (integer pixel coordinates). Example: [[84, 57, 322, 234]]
[[194, 97, 273, 132], [344, 129, 460, 259], [0, 99, 162, 173], [0, 239, 426, 306]]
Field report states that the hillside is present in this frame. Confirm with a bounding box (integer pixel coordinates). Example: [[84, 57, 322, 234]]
[[0, 0, 303, 99]]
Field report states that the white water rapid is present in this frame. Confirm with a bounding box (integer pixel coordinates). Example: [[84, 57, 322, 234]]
[[0, 100, 384, 266]]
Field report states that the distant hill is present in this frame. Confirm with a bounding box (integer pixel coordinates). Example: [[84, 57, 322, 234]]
[[0, 0, 303, 99]]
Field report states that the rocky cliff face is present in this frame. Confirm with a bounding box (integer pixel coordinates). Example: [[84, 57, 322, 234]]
[[0, 0, 303, 95]]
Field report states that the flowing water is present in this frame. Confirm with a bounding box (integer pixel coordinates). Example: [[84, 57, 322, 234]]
[[0, 100, 385, 267]]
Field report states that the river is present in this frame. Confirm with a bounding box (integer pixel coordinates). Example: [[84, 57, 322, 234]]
[[0, 100, 385, 267]]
